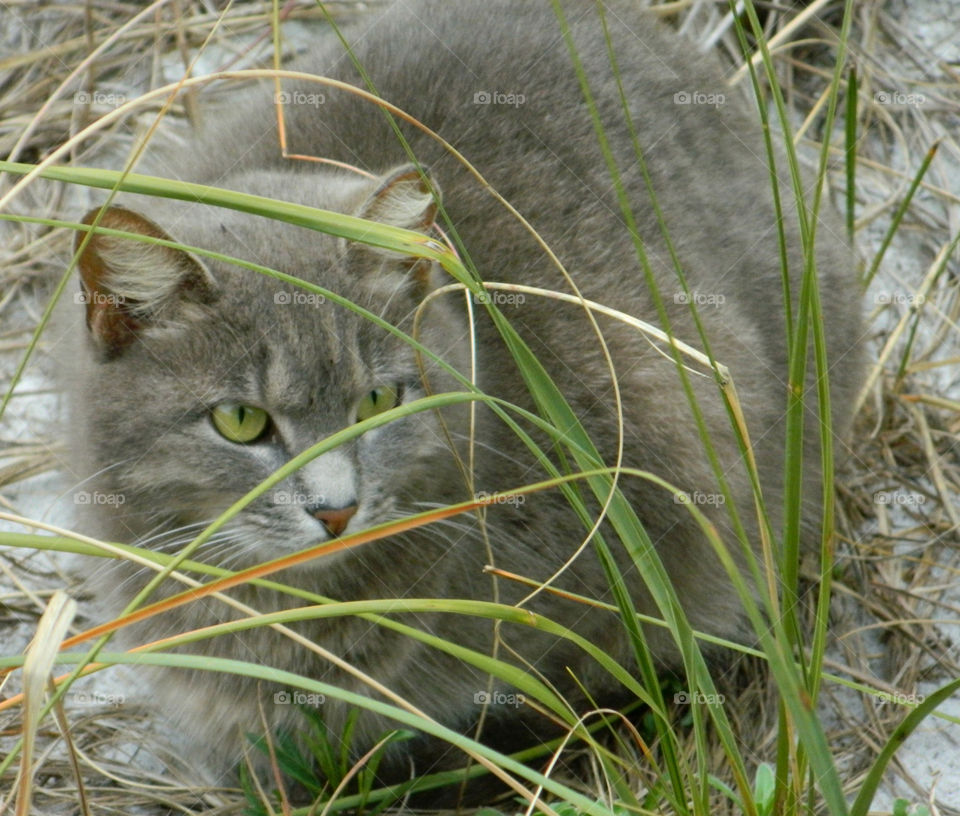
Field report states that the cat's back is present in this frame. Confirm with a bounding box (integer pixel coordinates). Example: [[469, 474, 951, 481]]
[[185, 0, 819, 335], [192, 0, 754, 229], [169, 0, 862, 456]]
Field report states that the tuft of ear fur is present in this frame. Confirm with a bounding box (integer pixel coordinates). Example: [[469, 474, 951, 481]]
[[75, 206, 216, 358], [356, 164, 439, 238], [352, 165, 442, 294]]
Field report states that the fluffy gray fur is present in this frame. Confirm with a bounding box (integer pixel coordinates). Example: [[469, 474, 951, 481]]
[[65, 0, 864, 790]]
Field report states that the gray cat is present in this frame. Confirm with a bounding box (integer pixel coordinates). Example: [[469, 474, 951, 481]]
[[65, 0, 863, 797]]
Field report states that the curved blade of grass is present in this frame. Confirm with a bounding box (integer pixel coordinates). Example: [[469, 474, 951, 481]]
[[25, 650, 621, 816], [850, 678, 960, 816], [14, 591, 77, 816], [0, 158, 448, 428], [0, 160, 451, 261], [21, 597, 649, 722], [4, 464, 725, 716]]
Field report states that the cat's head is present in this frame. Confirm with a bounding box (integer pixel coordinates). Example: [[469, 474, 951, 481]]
[[69, 165, 472, 567]]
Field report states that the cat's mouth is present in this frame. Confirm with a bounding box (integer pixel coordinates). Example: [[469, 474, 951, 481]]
[[162, 496, 367, 568]]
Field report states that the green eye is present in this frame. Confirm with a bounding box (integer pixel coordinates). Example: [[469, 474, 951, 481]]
[[355, 385, 401, 423], [211, 402, 270, 443]]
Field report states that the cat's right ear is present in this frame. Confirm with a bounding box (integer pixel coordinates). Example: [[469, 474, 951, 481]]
[[75, 206, 216, 358]]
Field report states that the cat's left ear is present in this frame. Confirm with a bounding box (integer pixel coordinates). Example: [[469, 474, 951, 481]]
[[352, 164, 442, 294], [355, 163, 440, 236]]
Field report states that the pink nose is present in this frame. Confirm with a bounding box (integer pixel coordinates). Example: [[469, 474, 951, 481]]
[[313, 505, 358, 538]]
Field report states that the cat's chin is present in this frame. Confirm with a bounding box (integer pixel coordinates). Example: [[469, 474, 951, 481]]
[[212, 532, 363, 572], [201, 505, 376, 569]]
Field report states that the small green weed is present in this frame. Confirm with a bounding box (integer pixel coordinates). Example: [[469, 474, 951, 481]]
[[242, 704, 414, 816], [892, 799, 931, 816]]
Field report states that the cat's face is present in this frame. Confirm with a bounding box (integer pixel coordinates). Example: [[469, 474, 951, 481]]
[[69, 166, 471, 568]]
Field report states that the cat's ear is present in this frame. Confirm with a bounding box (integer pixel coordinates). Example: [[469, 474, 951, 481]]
[[352, 165, 441, 294], [75, 206, 216, 358], [355, 164, 439, 237]]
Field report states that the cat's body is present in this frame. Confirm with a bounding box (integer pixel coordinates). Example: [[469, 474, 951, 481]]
[[67, 0, 863, 792]]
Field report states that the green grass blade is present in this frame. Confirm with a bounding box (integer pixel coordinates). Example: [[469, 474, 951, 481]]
[[850, 678, 960, 816], [862, 142, 940, 288], [0, 160, 451, 261]]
